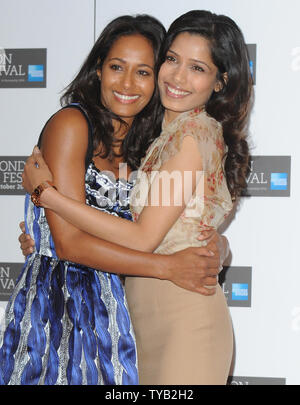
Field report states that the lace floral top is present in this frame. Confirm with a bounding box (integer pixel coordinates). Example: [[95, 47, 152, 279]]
[[130, 108, 233, 254]]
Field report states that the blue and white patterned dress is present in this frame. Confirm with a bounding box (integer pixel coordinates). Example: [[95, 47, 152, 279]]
[[0, 105, 138, 385]]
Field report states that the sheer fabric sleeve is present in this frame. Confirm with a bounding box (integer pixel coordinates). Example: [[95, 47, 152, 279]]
[[159, 113, 224, 174]]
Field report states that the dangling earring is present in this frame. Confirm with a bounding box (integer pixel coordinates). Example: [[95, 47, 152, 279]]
[[214, 81, 222, 93], [215, 72, 228, 93]]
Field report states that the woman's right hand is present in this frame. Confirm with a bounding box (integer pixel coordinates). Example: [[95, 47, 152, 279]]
[[18, 221, 35, 256]]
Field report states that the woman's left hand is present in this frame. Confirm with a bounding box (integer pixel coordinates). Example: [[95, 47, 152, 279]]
[[22, 146, 53, 193]]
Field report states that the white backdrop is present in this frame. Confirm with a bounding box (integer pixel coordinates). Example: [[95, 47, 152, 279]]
[[1, 0, 299, 385]]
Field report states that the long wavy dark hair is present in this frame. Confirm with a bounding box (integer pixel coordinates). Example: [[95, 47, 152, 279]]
[[159, 10, 253, 200], [61, 15, 166, 170]]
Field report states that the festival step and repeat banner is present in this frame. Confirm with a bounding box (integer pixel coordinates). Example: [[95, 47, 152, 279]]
[[1, 0, 299, 385]]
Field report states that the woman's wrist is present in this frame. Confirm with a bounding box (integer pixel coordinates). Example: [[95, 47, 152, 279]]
[[31, 180, 57, 208], [155, 254, 172, 281], [39, 184, 58, 209]]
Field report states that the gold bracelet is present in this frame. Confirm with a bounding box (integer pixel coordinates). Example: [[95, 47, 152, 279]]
[[31, 181, 57, 207]]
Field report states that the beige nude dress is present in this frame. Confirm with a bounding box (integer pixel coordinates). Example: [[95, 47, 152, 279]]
[[125, 108, 234, 385]]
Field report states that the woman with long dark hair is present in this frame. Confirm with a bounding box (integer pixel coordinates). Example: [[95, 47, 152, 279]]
[[0, 14, 225, 385], [23, 10, 253, 385]]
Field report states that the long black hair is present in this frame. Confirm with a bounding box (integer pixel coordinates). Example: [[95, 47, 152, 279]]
[[61, 15, 166, 170], [159, 10, 253, 200]]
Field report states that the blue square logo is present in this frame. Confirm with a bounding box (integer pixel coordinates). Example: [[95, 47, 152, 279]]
[[270, 173, 288, 190], [232, 283, 248, 301], [249, 60, 254, 79], [28, 65, 44, 82]]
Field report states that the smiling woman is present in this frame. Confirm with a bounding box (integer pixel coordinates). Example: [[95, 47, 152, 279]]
[[0, 15, 167, 386], [158, 32, 224, 123], [19, 10, 252, 385], [97, 34, 155, 127], [1, 13, 225, 386]]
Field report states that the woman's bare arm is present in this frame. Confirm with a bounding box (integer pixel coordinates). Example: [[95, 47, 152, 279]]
[[22, 108, 221, 295], [25, 136, 205, 253]]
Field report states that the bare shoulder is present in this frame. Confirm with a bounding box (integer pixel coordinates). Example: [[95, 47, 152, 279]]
[[40, 107, 89, 150], [46, 107, 88, 134]]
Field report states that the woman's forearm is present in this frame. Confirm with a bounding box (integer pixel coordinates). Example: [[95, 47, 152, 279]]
[[57, 228, 168, 279], [56, 227, 221, 296], [40, 187, 144, 248]]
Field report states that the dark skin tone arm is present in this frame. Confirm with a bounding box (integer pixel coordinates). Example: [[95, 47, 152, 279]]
[[22, 107, 224, 295]]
